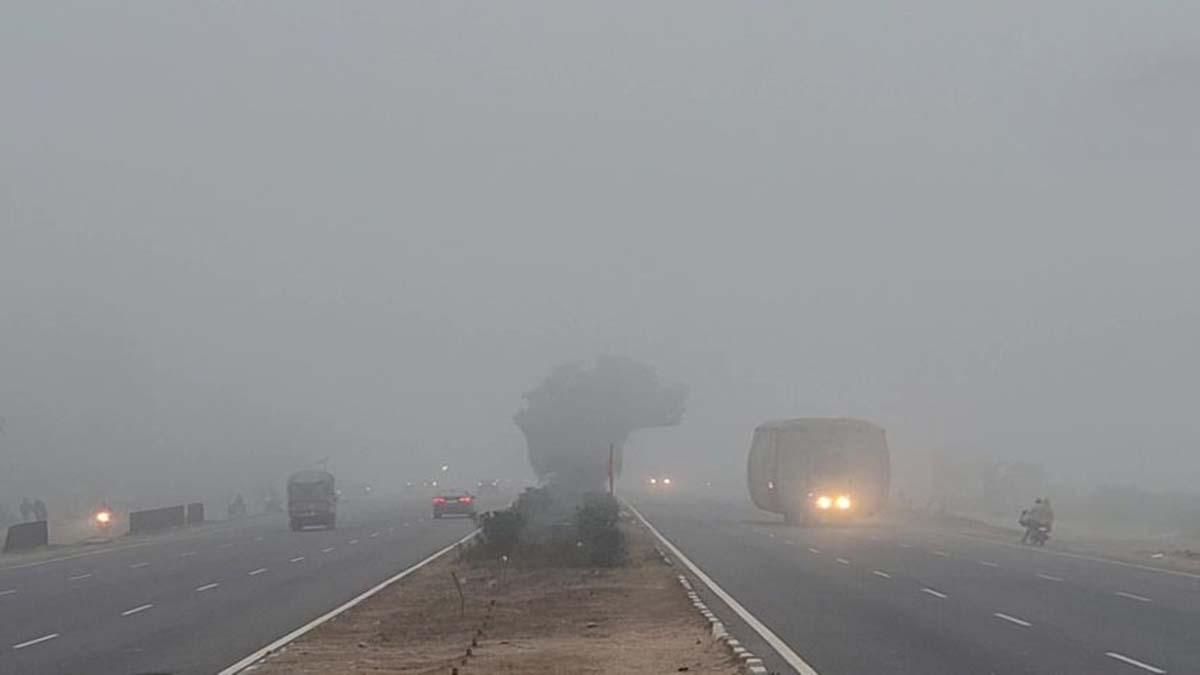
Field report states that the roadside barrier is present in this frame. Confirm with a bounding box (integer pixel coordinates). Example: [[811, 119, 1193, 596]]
[[186, 502, 205, 525], [3, 520, 49, 553], [129, 505, 186, 534]]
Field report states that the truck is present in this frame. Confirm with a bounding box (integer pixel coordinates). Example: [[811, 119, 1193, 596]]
[[287, 470, 337, 531], [747, 418, 889, 524]]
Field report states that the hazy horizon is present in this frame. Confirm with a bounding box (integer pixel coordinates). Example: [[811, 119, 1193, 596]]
[[3, 2, 1198, 505]]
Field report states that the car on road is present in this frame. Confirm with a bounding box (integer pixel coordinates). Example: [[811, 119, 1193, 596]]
[[644, 474, 675, 490], [432, 490, 476, 518]]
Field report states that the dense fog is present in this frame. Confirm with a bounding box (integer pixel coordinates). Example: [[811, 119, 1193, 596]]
[[2, 2, 1198, 515]]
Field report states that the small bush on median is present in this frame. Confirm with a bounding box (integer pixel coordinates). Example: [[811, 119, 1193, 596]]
[[575, 493, 626, 567], [478, 508, 525, 558]]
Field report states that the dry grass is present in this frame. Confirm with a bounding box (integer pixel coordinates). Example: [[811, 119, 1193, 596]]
[[251, 522, 739, 675]]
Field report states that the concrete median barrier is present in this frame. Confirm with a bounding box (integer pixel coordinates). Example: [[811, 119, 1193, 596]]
[[4, 520, 49, 553], [186, 502, 205, 525], [129, 505, 186, 534]]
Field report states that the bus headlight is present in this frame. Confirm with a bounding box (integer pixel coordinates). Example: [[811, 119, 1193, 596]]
[[815, 495, 833, 510], [835, 495, 852, 510]]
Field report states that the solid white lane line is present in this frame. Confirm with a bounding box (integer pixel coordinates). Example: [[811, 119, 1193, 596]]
[[196, 583, 220, 592], [808, 547, 821, 554], [944, 529, 1200, 581], [932, 551, 949, 557], [180, 551, 197, 557], [12, 633, 59, 650], [321, 547, 335, 553], [836, 558, 851, 565], [1036, 573, 1064, 582], [349, 539, 359, 545], [248, 567, 268, 576], [121, 603, 154, 617], [68, 574, 92, 581], [1105, 651, 1167, 674], [129, 562, 150, 569], [993, 612, 1032, 627], [922, 588, 948, 599], [216, 529, 480, 675], [872, 570, 892, 578], [626, 504, 820, 675], [979, 560, 1000, 568], [289, 556, 305, 563], [1114, 591, 1152, 603], [0, 589, 16, 596]]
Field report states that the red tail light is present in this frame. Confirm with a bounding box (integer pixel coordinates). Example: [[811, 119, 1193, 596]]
[[458, 496, 473, 504], [433, 497, 446, 504]]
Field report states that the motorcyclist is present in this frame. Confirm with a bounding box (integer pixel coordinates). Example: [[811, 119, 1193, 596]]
[[229, 493, 246, 518], [1020, 497, 1054, 543]]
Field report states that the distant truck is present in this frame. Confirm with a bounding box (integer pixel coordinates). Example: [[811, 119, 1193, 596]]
[[287, 470, 337, 531], [747, 418, 889, 524]]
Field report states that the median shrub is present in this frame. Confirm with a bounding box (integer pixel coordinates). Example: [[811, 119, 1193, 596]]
[[575, 492, 625, 567], [477, 508, 525, 558]]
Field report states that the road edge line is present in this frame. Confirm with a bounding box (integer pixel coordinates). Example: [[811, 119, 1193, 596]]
[[216, 528, 480, 675], [626, 502, 820, 675]]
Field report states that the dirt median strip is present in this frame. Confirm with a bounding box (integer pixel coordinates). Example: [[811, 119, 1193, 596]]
[[251, 521, 740, 674]]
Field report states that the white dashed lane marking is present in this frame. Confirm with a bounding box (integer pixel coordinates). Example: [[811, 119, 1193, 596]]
[[808, 547, 820, 554], [1036, 573, 1064, 582], [349, 539, 359, 545], [254, 537, 263, 542], [922, 588, 948, 599], [1114, 591, 1152, 603], [12, 633, 59, 650], [248, 567, 268, 576], [180, 551, 197, 558], [129, 562, 150, 569], [1105, 652, 1167, 674], [196, 583, 220, 592], [68, 574, 92, 581], [219, 543, 234, 549], [836, 558, 851, 565], [121, 603, 154, 617], [979, 561, 1000, 568], [369, 532, 380, 538], [0, 589, 16, 597], [321, 547, 336, 553], [290, 556, 305, 563], [993, 612, 1032, 627], [932, 551, 949, 557], [872, 570, 892, 579]]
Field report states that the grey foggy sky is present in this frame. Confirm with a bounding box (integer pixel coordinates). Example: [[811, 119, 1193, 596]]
[[2, 2, 1198, 498]]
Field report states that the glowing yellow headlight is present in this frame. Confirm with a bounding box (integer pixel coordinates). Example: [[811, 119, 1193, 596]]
[[662, 478, 671, 485], [835, 495, 852, 510], [815, 496, 833, 510], [95, 511, 112, 524]]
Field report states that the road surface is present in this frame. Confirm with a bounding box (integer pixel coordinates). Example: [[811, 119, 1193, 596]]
[[634, 496, 1200, 675], [0, 494, 476, 675]]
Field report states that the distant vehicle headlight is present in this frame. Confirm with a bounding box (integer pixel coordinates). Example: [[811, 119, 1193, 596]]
[[662, 478, 672, 485], [815, 495, 833, 510], [835, 495, 852, 510], [649, 478, 658, 485], [95, 511, 112, 524]]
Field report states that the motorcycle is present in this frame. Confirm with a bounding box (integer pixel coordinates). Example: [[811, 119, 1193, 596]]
[[1023, 524, 1050, 546]]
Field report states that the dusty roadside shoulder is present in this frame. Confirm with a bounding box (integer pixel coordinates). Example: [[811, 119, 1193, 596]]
[[248, 517, 741, 674]]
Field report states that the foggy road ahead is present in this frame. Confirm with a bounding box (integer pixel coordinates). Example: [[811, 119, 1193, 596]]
[[0, 495, 476, 675], [634, 497, 1199, 675]]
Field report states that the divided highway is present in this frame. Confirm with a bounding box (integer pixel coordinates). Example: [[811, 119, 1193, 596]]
[[634, 496, 1200, 675], [0, 495, 476, 675]]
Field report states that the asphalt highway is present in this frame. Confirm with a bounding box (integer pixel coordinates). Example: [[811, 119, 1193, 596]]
[[0, 494, 477, 675], [633, 496, 1200, 675]]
